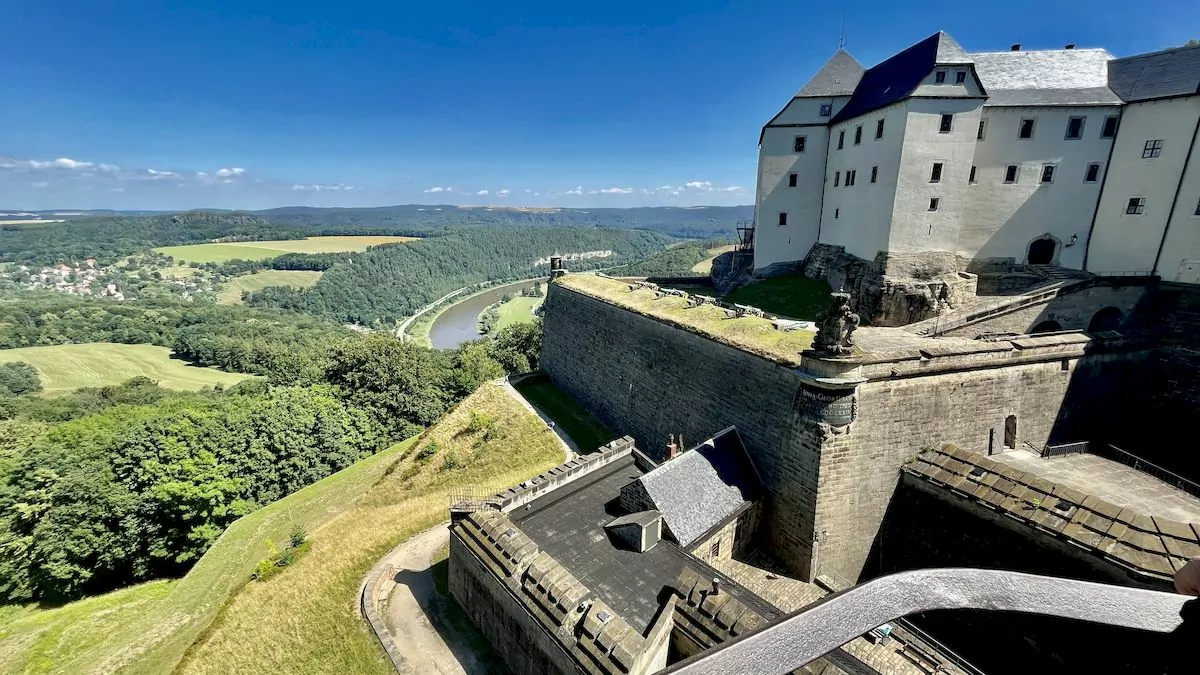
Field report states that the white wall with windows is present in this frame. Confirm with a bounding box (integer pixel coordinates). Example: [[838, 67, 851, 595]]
[[1154, 106, 1200, 282], [961, 104, 1119, 270], [1088, 97, 1200, 274]]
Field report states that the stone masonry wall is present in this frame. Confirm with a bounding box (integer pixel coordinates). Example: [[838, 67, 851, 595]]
[[938, 283, 1150, 337], [810, 348, 1146, 581], [541, 284, 820, 572]]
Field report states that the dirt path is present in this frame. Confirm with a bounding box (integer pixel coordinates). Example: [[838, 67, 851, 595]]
[[380, 524, 486, 675], [501, 378, 580, 458]]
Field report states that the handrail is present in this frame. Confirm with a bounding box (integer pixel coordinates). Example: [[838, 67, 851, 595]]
[[1101, 444, 1200, 498], [665, 568, 1190, 675]]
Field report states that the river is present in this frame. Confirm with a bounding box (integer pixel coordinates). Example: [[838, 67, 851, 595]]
[[427, 279, 543, 349]]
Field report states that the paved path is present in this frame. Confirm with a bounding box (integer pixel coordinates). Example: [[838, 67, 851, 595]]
[[378, 523, 486, 675], [500, 377, 580, 458]]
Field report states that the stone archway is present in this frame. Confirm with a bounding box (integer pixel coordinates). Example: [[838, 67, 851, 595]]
[[1088, 306, 1123, 333], [1027, 237, 1057, 265], [1030, 320, 1062, 334]]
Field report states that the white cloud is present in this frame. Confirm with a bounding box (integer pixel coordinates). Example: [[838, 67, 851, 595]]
[[588, 190, 599, 195], [476, 189, 489, 195], [424, 186, 452, 193], [32, 181, 51, 188], [565, 185, 583, 195], [214, 167, 245, 178], [497, 189, 510, 196], [196, 172, 208, 177], [147, 169, 180, 179], [717, 186, 745, 193], [684, 180, 713, 190], [98, 163, 120, 172], [30, 157, 94, 170], [292, 183, 356, 192], [600, 187, 633, 194]]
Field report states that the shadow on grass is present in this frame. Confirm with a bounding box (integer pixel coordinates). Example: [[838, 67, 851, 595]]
[[512, 374, 615, 453], [421, 558, 511, 675], [722, 275, 831, 320]]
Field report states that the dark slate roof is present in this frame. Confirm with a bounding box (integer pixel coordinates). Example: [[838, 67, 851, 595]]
[[795, 49, 866, 97], [830, 32, 972, 124], [985, 86, 1123, 106], [634, 427, 762, 547], [1108, 44, 1200, 102], [972, 49, 1120, 106]]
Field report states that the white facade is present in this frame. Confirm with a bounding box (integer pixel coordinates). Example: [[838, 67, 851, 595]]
[[754, 34, 1200, 283]]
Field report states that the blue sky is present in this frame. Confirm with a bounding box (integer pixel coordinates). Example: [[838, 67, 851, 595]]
[[1, 0, 1194, 210]]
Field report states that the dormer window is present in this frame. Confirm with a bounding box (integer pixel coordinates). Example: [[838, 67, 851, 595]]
[[934, 70, 947, 83], [955, 71, 967, 84]]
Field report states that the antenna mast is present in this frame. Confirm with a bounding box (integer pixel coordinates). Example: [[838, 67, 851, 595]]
[[837, 13, 846, 49]]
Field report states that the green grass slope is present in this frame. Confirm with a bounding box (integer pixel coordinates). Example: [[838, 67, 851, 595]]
[[0, 343, 251, 394], [0, 438, 415, 675], [217, 270, 323, 305]]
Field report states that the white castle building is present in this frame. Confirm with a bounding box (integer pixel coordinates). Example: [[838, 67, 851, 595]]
[[755, 32, 1200, 284]]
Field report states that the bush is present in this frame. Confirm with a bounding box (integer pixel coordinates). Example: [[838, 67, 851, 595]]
[[440, 453, 460, 472], [416, 441, 438, 461], [289, 524, 307, 549]]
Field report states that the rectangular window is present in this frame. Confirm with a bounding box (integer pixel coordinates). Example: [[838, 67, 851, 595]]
[[1085, 163, 1101, 183], [876, 119, 885, 139], [969, 165, 977, 183], [928, 197, 941, 212], [870, 165, 878, 183], [834, 171, 840, 187], [1041, 164, 1056, 183], [1101, 115, 1119, 138], [819, 103, 832, 117], [935, 70, 947, 83], [1126, 197, 1145, 215], [846, 169, 856, 186], [1004, 165, 1020, 183], [939, 114, 954, 134], [834, 208, 840, 219], [854, 125, 862, 145], [838, 130, 845, 149], [930, 162, 944, 183], [788, 173, 798, 187], [1019, 118, 1036, 139], [793, 135, 806, 152], [977, 119, 987, 140], [778, 212, 788, 226], [955, 70, 967, 84], [1065, 116, 1085, 140], [1195, 197, 1200, 217], [1143, 139, 1163, 158], [710, 541, 720, 559]]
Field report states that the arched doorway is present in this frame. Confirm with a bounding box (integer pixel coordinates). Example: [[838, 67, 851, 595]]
[[1027, 237, 1057, 265], [1030, 320, 1062, 334], [1004, 415, 1018, 450], [1088, 306, 1123, 332]]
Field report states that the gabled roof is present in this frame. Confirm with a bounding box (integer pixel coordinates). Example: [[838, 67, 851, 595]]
[[631, 427, 761, 548], [972, 48, 1121, 106], [795, 49, 865, 97], [830, 31, 974, 124], [1108, 43, 1200, 102]]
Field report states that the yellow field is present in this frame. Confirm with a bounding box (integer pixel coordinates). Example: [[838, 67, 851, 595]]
[[0, 343, 251, 394], [217, 270, 323, 304], [154, 235, 420, 263]]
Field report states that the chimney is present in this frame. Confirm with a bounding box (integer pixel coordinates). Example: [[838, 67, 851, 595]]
[[666, 434, 678, 460], [1010, 43, 1021, 52], [1065, 43, 1076, 50], [711, 577, 721, 596]]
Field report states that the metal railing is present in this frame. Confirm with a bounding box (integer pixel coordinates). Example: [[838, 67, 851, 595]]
[[1041, 440, 1090, 458], [1097, 444, 1200, 498]]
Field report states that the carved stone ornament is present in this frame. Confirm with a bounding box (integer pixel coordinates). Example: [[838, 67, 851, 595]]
[[811, 291, 860, 356]]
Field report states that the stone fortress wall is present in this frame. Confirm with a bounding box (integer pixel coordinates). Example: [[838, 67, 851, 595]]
[[541, 279, 1151, 582]]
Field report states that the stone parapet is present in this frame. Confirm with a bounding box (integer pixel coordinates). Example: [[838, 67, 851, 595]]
[[671, 566, 769, 653], [903, 444, 1200, 586]]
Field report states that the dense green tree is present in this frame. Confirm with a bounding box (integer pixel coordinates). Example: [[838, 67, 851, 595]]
[[0, 363, 41, 395], [488, 319, 543, 375]]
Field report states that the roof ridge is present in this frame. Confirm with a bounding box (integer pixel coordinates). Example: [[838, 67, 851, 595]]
[[1111, 41, 1200, 63]]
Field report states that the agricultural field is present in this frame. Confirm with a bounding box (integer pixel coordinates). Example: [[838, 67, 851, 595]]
[[0, 437, 416, 675], [154, 235, 420, 264], [491, 294, 543, 331], [217, 269, 324, 304], [0, 343, 251, 394]]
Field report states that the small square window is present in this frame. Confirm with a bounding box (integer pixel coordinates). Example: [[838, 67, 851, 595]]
[[788, 173, 798, 187], [939, 114, 954, 134], [969, 165, 977, 183], [1041, 164, 1056, 183], [1004, 165, 1019, 183], [1126, 197, 1145, 215], [876, 119, 885, 139], [819, 103, 832, 117], [793, 135, 806, 152], [934, 70, 947, 83], [977, 119, 987, 140], [838, 130, 845, 150], [778, 212, 789, 226], [1101, 115, 1119, 138], [1019, 118, 1036, 139], [834, 171, 840, 187], [1085, 163, 1101, 183], [930, 162, 944, 183], [854, 125, 862, 145], [1065, 116, 1085, 140], [1143, 139, 1163, 158], [928, 197, 941, 212], [870, 166, 878, 183], [955, 70, 967, 84]]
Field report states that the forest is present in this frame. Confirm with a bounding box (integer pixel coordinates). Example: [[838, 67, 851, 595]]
[[604, 241, 717, 277], [243, 227, 669, 325]]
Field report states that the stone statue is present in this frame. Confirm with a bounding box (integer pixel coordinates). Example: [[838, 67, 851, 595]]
[[812, 291, 860, 356]]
